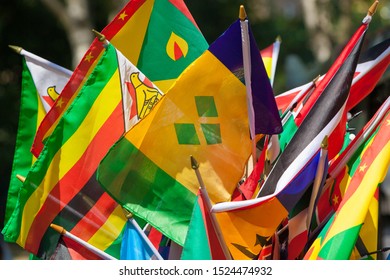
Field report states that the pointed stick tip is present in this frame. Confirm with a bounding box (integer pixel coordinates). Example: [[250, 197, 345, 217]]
[[313, 74, 321, 84], [50, 224, 66, 235], [321, 135, 329, 149], [9, 45, 23, 54], [190, 155, 199, 170], [276, 35, 282, 42], [92, 29, 106, 42], [16, 174, 26, 183], [367, 1, 379, 16], [239, 5, 247, 20], [122, 207, 133, 219]]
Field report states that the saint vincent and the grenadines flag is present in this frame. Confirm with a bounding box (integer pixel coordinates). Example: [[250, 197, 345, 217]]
[[97, 18, 281, 247], [304, 110, 390, 260], [4, 50, 71, 228], [32, 0, 209, 156], [2, 43, 163, 259]]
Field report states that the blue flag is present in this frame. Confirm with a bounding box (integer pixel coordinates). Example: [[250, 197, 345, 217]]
[[120, 220, 154, 260]]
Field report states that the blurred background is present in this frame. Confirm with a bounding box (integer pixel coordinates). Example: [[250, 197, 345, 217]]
[[0, 0, 389, 260]]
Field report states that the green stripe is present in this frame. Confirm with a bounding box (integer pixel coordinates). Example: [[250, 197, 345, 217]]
[[97, 136, 196, 246], [318, 224, 362, 259], [3, 59, 39, 236], [181, 195, 212, 260], [3, 45, 118, 242], [279, 115, 298, 152], [138, 0, 208, 80]]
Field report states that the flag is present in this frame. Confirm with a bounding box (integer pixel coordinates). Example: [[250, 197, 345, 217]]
[[211, 15, 369, 260], [50, 235, 103, 260], [97, 18, 279, 246], [2, 43, 162, 259], [4, 50, 71, 227], [120, 220, 154, 260], [32, 0, 209, 156], [260, 36, 281, 87], [181, 190, 226, 260], [346, 37, 390, 110], [304, 110, 390, 259]]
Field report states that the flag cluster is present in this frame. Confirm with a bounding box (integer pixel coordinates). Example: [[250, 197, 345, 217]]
[[2, 0, 389, 260]]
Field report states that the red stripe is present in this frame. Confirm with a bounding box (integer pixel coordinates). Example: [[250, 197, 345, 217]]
[[102, 0, 147, 40], [260, 44, 273, 58], [275, 89, 301, 112], [199, 192, 226, 260], [25, 102, 124, 254], [62, 235, 102, 260], [69, 192, 119, 242], [288, 230, 307, 260], [347, 56, 390, 111]]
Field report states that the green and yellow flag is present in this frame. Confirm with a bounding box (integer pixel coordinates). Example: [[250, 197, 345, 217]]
[[5, 51, 71, 227], [304, 110, 390, 260]]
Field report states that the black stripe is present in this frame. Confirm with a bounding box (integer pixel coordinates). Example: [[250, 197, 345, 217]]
[[358, 38, 389, 64]]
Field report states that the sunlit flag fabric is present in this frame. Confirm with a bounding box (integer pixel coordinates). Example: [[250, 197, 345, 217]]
[[304, 110, 390, 260], [32, 0, 209, 156], [211, 15, 368, 260], [181, 190, 226, 260], [4, 51, 71, 227], [2, 43, 163, 259], [97, 18, 279, 246]]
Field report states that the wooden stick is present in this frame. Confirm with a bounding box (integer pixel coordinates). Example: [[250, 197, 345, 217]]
[[191, 156, 232, 260]]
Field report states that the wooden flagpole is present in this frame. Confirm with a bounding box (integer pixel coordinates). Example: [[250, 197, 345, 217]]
[[306, 135, 329, 231]]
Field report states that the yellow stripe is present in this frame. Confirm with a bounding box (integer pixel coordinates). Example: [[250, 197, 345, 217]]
[[18, 70, 122, 245], [321, 139, 390, 246], [262, 57, 272, 79], [87, 204, 126, 251]]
